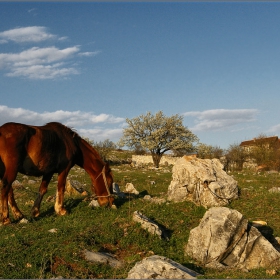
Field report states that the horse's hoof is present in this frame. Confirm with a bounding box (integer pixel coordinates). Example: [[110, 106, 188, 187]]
[[31, 208, 40, 218], [3, 218, 11, 225], [14, 213, 24, 220], [54, 203, 67, 216], [59, 209, 67, 216]]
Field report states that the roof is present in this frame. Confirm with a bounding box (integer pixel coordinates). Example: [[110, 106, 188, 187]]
[[240, 136, 280, 147]]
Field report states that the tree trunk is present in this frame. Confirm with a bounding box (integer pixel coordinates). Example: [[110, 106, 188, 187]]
[[151, 153, 162, 168]]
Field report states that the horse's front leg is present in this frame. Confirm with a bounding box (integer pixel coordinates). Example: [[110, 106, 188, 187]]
[[54, 170, 69, 216], [31, 174, 52, 217]]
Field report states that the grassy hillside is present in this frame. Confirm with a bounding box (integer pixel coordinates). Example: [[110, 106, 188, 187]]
[[1, 163, 280, 278]]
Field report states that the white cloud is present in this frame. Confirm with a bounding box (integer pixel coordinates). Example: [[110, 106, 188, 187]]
[[0, 105, 125, 141], [79, 128, 124, 142], [0, 26, 56, 43], [183, 109, 259, 131], [6, 63, 79, 79], [0, 26, 100, 79], [78, 51, 101, 57], [28, 8, 37, 13], [0, 46, 80, 79]]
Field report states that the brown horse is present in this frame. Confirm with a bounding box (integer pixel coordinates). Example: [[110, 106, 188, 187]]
[[0, 122, 114, 225]]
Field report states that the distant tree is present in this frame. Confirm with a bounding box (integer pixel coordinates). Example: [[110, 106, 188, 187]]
[[91, 139, 116, 162], [225, 143, 247, 171], [93, 139, 116, 162], [133, 143, 148, 155], [196, 143, 224, 159], [171, 148, 190, 157], [119, 111, 199, 168]]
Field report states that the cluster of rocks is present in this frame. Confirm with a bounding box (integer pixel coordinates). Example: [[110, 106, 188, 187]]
[[76, 156, 280, 277], [124, 157, 280, 277], [81, 206, 280, 278], [83, 250, 200, 279], [10, 156, 280, 278]]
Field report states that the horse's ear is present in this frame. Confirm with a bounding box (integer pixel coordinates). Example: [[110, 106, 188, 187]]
[[105, 162, 110, 171]]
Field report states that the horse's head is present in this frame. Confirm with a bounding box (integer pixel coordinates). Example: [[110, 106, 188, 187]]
[[95, 164, 115, 208]]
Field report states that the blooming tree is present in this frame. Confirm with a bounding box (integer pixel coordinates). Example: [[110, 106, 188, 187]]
[[120, 111, 199, 167]]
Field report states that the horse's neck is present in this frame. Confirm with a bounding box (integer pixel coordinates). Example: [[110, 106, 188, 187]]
[[79, 139, 104, 179]]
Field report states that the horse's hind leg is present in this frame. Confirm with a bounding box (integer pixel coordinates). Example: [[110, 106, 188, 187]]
[[0, 167, 19, 225], [1, 180, 13, 225], [8, 187, 24, 220], [31, 173, 52, 217], [0, 177, 23, 222]]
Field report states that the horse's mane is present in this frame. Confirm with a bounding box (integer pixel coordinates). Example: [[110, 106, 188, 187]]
[[42, 122, 105, 164], [81, 136, 104, 161], [42, 122, 80, 155]]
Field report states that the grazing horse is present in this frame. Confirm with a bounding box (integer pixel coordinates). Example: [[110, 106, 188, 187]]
[[0, 122, 114, 225]]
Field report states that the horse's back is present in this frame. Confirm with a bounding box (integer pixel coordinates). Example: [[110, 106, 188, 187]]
[[0, 122, 68, 150], [0, 122, 31, 134], [0, 122, 79, 176]]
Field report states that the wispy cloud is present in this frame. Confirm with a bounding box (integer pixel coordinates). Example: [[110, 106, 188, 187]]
[[78, 51, 101, 57], [183, 109, 259, 131], [0, 105, 125, 141], [0, 26, 99, 79], [0, 46, 80, 79], [0, 26, 57, 43], [268, 124, 280, 134], [79, 128, 124, 142]]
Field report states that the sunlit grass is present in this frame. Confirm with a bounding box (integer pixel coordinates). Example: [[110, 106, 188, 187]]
[[1, 165, 280, 278]]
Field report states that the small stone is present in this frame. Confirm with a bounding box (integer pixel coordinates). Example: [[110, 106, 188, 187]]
[[28, 180, 36, 185], [127, 255, 200, 279], [19, 218, 29, 224], [125, 183, 139, 195], [133, 211, 164, 238], [25, 200, 34, 206], [88, 200, 100, 208], [83, 250, 122, 268], [269, 187, 280, 193], [113, 182, 126, 198], [12, 180, 23, 188]]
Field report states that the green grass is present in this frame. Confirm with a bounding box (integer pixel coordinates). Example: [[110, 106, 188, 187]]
[[1, 165, 280, 278]]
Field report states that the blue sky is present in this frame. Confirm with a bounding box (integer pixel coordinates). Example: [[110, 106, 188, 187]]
[[1, 2, 280, 149]]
